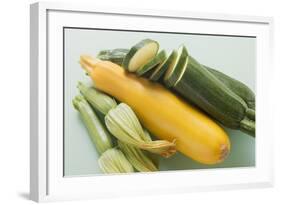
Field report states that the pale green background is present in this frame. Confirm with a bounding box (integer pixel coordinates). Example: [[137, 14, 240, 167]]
[[64, 28, 256, 176]]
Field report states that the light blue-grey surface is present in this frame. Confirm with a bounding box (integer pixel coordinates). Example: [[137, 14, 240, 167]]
[[64, 28, 255, 176]]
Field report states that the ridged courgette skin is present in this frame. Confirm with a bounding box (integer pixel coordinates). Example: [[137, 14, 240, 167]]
[[166, 56, 255, 136], [205, 66, 255, 110]]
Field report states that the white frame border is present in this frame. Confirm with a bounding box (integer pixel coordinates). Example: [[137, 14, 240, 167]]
[[30, 2, 274, 202]]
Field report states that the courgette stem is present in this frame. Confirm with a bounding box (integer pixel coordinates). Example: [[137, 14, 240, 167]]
[[72, 95, 113, 154], [240, 118, 255, 137], [246, 108, 255, 121], [97, 49, 129, 66]]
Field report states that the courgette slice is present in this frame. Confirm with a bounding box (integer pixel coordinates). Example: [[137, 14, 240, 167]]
[[136, 50, 167, 76], [164, 45, 189, 88], [122, 39, 159, 72], [150, 50, 177, 82]]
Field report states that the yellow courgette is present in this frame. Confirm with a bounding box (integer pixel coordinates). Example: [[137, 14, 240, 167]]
[[80, 56, 231, 165]]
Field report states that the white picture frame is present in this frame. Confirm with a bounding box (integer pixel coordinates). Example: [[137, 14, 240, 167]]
[[30, 2, 274, 202]]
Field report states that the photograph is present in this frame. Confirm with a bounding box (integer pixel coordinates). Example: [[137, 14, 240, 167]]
[[63, 28, 256, 176]]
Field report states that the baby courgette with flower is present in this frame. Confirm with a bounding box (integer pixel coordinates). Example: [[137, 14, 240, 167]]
[[73, 95, 134, 173], [77, 82, 160, 171]]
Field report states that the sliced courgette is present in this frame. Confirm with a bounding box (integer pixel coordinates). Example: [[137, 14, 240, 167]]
[[164, 45, 189, 88], [122, 39, 159, 72], [150, 50, 177, 82], [136, 50, 167, 76]]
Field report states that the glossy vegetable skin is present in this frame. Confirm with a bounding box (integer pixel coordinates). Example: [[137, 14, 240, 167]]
[[205, 65, 255, 110], [80, 56, 231, 165], [164, 56, 255, 136]]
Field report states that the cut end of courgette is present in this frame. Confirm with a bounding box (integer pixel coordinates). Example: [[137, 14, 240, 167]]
[[150, 50, 177, 82], [164, 45, 189, 87], [136, 50, 167, 76], [122, 39, 159, 72]]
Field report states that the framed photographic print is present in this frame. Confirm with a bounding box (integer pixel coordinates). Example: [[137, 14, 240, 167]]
[[30, 2, 274, 202]]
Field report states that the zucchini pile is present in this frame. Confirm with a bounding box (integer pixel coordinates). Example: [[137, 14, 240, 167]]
[[97, 38, 256, 137]]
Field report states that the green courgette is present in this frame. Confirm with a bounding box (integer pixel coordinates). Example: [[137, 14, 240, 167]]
[[205, 65, 255, 110], [95, 48, 256, 109], [164, 55, 255, 136], [122, 39, 159, 72], [136, 50, 167, 76]]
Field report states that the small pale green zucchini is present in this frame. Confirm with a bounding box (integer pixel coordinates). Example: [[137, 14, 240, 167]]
[[136, 50, 167, 76], [205, 65, 255, 110], [150, 50, 178, 82], [164, 55, 255, 136], [122, 39, 159, 72], [72, 95, 113, 154], [78, 83, 161, 171]]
